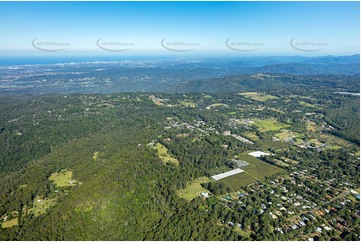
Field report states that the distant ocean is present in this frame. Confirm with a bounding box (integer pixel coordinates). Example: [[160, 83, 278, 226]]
[[0, 55, 173, 66]]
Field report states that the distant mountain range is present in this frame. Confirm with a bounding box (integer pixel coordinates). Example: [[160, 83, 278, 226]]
[[222, 54, 360, 75]]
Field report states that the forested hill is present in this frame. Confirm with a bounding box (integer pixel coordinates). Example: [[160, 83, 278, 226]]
[[170, 74, 360, 94], [0, 89, 359, 240]]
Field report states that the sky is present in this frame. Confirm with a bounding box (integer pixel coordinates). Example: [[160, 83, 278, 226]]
[[0, 1, 359, 56]]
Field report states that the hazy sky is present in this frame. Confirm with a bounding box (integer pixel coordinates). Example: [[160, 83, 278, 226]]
[[0, 1, 359, 56]]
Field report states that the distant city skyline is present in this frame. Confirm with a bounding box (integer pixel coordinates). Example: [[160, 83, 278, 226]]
[[0, 1, 359, 56]]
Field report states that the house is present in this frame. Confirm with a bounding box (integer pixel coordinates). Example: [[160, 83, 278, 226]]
[[309, 214, 316, 220], [292, 224, 299, 230], [324, 226, 332, 231], [227, 222, 234, 227], [200, 192, 209, 198], [350, 189, 358, 194], [269, 212, 278, 220], [299, 221, 306, 226], [316, 227, 322, 233]]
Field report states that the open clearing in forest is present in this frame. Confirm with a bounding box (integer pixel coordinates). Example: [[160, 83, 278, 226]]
[[149, 95, 165, 106], [206, 103, 227, 110], [269, 107, 285, 114], [1, 218, 18, 228], [93, 151, 99, 161], [299, 101, 315, 108], [28, 195, 57, 217], [243, 132, 260, 141], [306, 121, 322, 131], [153, 143, 179, 166], [180, 101, 196, 108], [176, 176, 211, 201], [275, 130, 299, 140], [320, 133, 354, 149], [239, 92, 278, 102], [203, 95, 213, 99], [253, 119, 290, 132], [49, 169, 77, 187]]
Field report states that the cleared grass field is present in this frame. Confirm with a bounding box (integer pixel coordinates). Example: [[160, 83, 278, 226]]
[[239, 92, 279, 102], [306, 121, 322, 132], [221, 153, 284, 189], [1, 218, 18, 228], [243, 132, 260, 141], [220, 172, 257, 190], [325, 145, 342, 150], [176, 176, 211, 201], [299, 101, 315, 108], [253, 119, 290, 132], [275, 130, 299, 139], [320, 133, 354, 148], [149, 95, 165, 106], [28, 195, 57, 217], [269, 107, 285, 114], [308, 138, 324, 147], [206, 103, 227, 110], [180, 101, 196, 108], [259, 139, 289, 150], [93, 151, 99, 161], [240, 154, 284, 178], [153, 143, 179, 166], [234, 226, 251, 238], [49, 170, 77, 187], [280, 157, 299, 165], [273, 159, 290, 168]]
